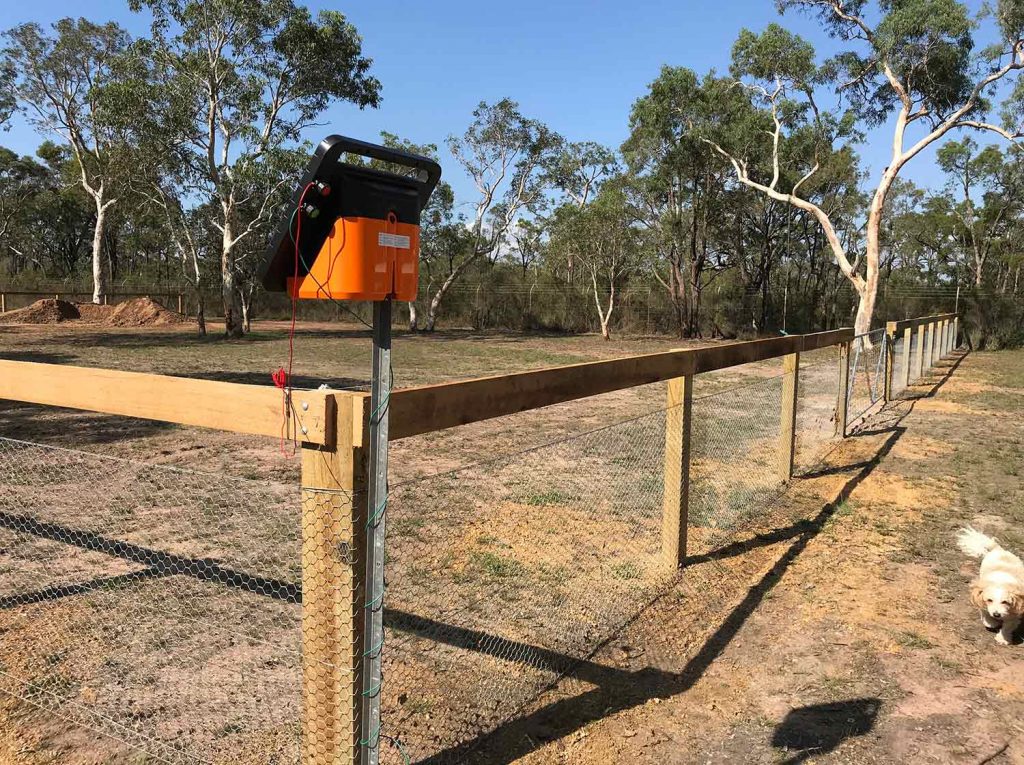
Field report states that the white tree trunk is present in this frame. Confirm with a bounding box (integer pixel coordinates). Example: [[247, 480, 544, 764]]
[[856, 168, 897, 337], [408, 302, 418, 332], [590, 266, 615, 341], [425, 266, 466, 332], [91, 199, 108, 305], [221, 209, 243, 338]]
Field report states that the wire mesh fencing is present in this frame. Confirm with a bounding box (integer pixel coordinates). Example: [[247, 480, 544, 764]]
[[0, 436, 317, 764], [847, 329, 887, 429], [796, 349, 844, 474], [381, 406, 674, 763], [377, 360, 845, 763], [0, 345, 857, 764]]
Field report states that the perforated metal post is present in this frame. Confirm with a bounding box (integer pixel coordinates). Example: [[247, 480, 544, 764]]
[[883, 325, 895, 402], [361, 299, 391, 765], [901, 326, 912, 390]]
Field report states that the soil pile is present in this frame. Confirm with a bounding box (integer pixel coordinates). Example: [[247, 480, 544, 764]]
[[0, 297, 192, 327], [0, 299, 81, 325], [106, 297, 192, 327], [75, 303, 116, 322]]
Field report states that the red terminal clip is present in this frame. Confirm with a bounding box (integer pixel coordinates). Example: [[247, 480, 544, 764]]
[[314, 181, 331, 197]]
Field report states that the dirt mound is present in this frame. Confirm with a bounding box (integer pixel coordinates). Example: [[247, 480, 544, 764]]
[[75, 303, 116, 322], [106, 297, 191, 327], [0, 299, 80, 325], [0, 297, 191, 328]]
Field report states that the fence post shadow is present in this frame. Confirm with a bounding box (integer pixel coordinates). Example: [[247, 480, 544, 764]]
[[418, 414, 910, 765], [900, 349, 968, 402]]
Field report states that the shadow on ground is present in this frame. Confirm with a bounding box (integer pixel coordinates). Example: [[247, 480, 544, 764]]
[[771, 698, 881, 764]]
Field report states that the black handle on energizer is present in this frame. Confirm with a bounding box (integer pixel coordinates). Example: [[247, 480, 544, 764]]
[[316, 134, 442, 207]]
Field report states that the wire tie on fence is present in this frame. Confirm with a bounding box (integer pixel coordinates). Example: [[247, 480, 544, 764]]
[[382, 735, 412, 765], [366, 497, 388, 528], [363, 638, 384, 658], [362, 681, 382, 698], [360, 725, 382, 747], [371, 390, 390, 424], [365, 589, 385, 610]]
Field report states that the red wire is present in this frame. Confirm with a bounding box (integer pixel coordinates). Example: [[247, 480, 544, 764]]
[[276, 181, 315, 456]]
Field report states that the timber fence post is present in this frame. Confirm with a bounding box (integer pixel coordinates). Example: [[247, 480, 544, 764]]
[[662, 373, 693, 570], [301, 393, 366, 765], [779, 348, 800, 480]]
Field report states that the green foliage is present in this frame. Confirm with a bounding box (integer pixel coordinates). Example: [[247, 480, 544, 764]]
[[732, 24, 818, 87]]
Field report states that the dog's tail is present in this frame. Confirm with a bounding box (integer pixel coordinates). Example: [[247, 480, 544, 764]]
[[957, 526, 1001, 558]]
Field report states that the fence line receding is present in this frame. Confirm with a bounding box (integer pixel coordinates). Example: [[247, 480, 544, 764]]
[[0, 314, 961, 764]]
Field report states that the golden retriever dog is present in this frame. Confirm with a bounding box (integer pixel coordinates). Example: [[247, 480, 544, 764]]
[[958, 527, 1024, 646]]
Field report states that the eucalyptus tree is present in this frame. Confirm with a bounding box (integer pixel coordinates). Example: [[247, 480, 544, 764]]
[[697, 1, 1024, 335], [2, 18, 137, 303], [543, 140, 619, 282], [0, 148, 47, 265], [548, 182, 645, 340], [130, 0, 381, 337], [424, 99, 559, 331], [936, 138, 1023, 286], [623, 67, 748, 337]]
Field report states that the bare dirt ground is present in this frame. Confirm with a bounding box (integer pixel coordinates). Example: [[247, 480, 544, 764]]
[[475, 349, 1024, 765]]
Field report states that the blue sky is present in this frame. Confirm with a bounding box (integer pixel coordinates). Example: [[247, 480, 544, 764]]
[[0, 0, 1000, 209]]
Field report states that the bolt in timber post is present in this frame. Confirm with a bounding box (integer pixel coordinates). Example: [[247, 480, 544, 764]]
[[301, 393, 366, 765], [837, 341, 850, 438], [662, 373, 693, 570], [779, 349, 800, 480], [883, 323, 896, 402]]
